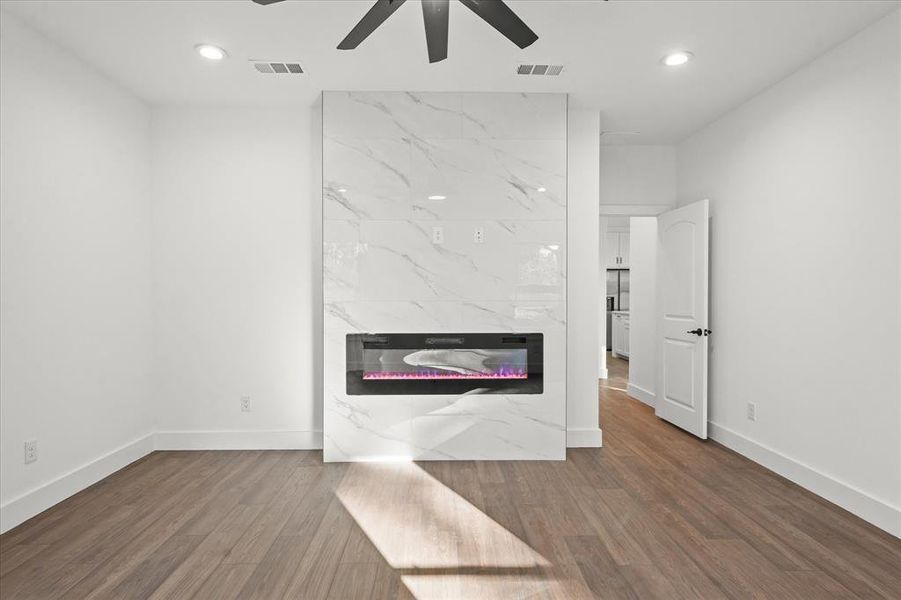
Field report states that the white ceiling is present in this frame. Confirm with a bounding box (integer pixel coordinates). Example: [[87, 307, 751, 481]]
[[2, 0, 897, 143]]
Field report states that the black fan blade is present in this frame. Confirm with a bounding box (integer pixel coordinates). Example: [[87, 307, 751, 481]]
[[252, 0, 287, 5], [338, 0, 409, 50], [458, 0, 537, 49], [421, 0, 449, 63]]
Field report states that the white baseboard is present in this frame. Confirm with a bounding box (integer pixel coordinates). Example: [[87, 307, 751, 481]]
[[566, 427, 603, 448], [0, 433, 154, 534], [708, 422, 901, 538], [154, 429, 323, 451], [599, 368, 609, 379], [627, 383, 656, 407]]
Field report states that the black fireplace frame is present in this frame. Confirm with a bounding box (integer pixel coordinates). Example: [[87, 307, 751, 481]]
[[346, 332, 543, 395]]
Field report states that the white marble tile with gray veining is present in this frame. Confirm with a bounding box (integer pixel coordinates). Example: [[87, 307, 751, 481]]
[[356, 220, 518, 301], [459, 92, 567, 140], [410, 139, 565, 221], [410, 392, 565, 460], [323, 91, 568, 462], [323, 91, 463, 141], [323, 137, 412, 220], [324, 393, 418, 461], [500, 220, 566, 243], [324, 300, 460, 334], [323, 221, 361, 302], [515, 242, 566, 301]]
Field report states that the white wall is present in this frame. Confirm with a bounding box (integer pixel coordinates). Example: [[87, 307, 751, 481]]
[[151, 105, 322, 449], [0, 14, 154, 532], [567, 109, 603, 447], [599, 145, 677, 208], [626, 217, 657, 406], [152, 103, 602, 451], [897, 11, 901, 536], [678, 11, 900, 535]]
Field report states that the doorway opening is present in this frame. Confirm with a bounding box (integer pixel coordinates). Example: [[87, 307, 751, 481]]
[[601, 350, 630, 394], [597, 201, 711, 440], [599, 214, 653, 404]]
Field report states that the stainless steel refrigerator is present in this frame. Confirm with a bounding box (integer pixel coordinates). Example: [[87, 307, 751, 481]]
[[605, 269, 629, 348]]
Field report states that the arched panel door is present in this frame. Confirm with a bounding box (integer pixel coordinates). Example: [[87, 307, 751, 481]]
[[656, 199, 709, 438]]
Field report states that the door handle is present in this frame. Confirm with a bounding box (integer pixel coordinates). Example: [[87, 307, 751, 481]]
[[687, 328, 704, 336]]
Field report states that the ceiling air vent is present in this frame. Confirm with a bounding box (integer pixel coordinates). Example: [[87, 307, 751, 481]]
[[251, 61, 304, 74], [516, 64, 563, 76]]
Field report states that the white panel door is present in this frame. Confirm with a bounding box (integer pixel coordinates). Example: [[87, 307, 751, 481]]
[[655, 200, 709, 438]]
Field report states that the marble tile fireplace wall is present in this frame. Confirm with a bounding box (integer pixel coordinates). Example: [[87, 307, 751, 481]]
[[322, 92, 567, 461]]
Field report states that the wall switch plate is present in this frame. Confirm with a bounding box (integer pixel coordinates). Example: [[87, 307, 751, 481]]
[[24, 439, 38, 464], [431, 226, 445, 245], [473, 226, 485, 244], [747, 402, 757, 422], [241, 396, 251, 412]]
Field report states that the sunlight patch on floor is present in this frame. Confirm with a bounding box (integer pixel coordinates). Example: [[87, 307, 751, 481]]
[[336, 462, 566, 599], [400, 572, 553, 600]]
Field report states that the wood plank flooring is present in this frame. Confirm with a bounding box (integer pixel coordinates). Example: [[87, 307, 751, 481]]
[[2, 355, 899, 598]]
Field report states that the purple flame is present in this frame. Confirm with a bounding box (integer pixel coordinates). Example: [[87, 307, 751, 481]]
[[363, 366, 527, 380]]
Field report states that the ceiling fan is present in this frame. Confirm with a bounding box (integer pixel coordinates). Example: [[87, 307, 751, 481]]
[[252, 0, 538, 63]]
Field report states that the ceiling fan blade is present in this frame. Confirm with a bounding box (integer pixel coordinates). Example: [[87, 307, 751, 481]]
[[338, 0, 409, 50], [421, 0, 449, 63], [458, 0, 538, 49]]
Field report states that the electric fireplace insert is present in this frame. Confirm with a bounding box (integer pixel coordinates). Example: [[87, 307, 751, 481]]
[[346, 333, 543, 395]]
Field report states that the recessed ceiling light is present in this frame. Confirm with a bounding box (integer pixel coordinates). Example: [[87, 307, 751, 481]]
[[662, 51, 693, 67], [427, 195, 447, 201], [195, 44, 227, 61], [337, 188, 348, 193], [537, 187, 547, 193]]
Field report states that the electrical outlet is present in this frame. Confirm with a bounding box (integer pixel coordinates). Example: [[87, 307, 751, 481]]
[[431, 226, 445, 245], [24, 439, 38, 464], [240, 396, 251, 412], [747, 402, 757, 422], [473, 226, 485, 244]]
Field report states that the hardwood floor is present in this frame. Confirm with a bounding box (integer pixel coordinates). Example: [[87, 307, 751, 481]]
[[2, 357, 900, 598]]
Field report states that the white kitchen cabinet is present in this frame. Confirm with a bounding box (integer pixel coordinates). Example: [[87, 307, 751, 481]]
[[604, 231, 620, 269], [612, 312, 630, 359], [605, 232, 630, 268], [618, 232, 630, 268]]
